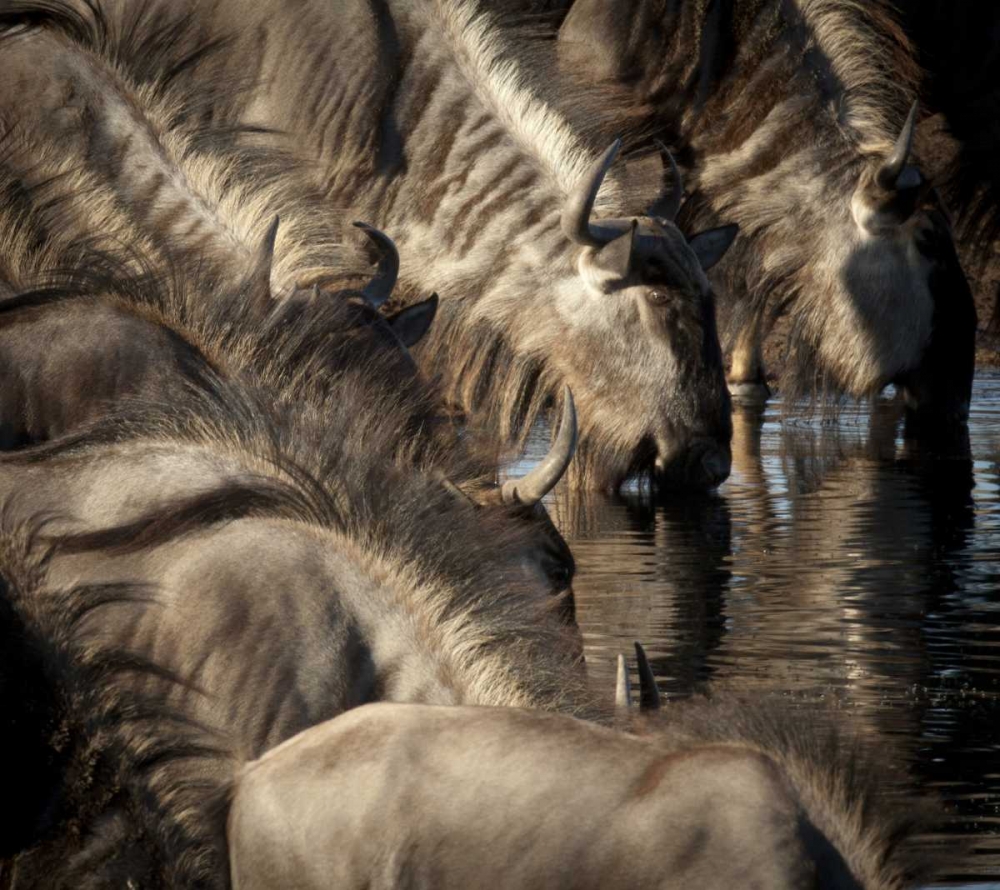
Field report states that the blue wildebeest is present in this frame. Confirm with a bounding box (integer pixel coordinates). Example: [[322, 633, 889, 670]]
[[0, 9, 581, 596], [0, 369, 589, 883], [222, 693, 939, 889], [49, 0, 743, 492], [2, 519, 939, 890], [0, 512, 234, 889], [538, 0, 977, 430]]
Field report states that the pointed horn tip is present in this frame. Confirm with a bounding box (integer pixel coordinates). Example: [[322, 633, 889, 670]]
[[877, 101, 920, 190], [634, 641, 662, 711], [615, 653, 632, 710]]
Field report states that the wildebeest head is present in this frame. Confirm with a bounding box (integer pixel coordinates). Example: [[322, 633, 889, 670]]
[[446, 392, 579, 625], [556, 140, 737, 491], [843, 104, 976, 422], [255, 219, 440, 372]]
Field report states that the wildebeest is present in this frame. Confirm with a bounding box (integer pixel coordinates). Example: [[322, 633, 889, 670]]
[[2, 528, 936, 890], [533, 0, 977, 429], [0, 355, 593, 745], [0, 12, 396, 300], [222, 692, 939, 890], [0, 371, 588, 882], [0, 512, 235, 889], [40, 0, 743, 492]]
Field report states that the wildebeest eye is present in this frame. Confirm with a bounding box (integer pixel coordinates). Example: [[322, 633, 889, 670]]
[[646, 290, 669, 306]]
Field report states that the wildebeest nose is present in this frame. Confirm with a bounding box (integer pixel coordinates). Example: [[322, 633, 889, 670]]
[[700, 447, 731, 487]]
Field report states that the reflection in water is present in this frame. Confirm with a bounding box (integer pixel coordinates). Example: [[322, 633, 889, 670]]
[[541, 374, 1000, 886]]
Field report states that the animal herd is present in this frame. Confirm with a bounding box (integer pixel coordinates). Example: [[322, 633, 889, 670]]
[[0, 0, 996, 886]]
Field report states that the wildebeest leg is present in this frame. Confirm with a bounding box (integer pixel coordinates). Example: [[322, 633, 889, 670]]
[[898, 212, 977, 444], [727, 316, 771, 402]]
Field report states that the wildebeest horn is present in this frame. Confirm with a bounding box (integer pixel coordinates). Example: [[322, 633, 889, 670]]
[[615, 654, 632, 710], [876, 101, 919, 190], [353, 222, 399, 308], [562, 139, 622, 248], [647, 141, 683, 221], [501, 387, 578, 506], [634, 642, 661, 711], [253, 215, 280, 297]]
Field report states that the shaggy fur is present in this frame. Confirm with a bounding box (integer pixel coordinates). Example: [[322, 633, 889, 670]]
[[546, 0, 974, 412], [36, 0, 737, 491], [0, 512, 233, 889], [0, 358, 594, 711], [0, 7, 366, 299], [631, 696, 945, 889]]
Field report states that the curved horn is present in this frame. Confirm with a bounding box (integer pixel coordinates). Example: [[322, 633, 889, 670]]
[[647, 141, 683, 221], [634, 642, 661, 711], [615, 654, 633, 711], [501, 387, 578, 506], [252, 215, 280, 298], [561, 139, 622, 248], [353, 222, 399, 308], [876, 101, 918, 190]]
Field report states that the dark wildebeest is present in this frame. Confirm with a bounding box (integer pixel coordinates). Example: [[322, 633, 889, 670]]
[[899, 1, 1000, 255], [0, 361, 593, 747], [529, 0, 977, 430], [44, 0, 743, 492], [0, 169, 436, 448], [0, 13, 349, 298], [0, 513, 235, 889]]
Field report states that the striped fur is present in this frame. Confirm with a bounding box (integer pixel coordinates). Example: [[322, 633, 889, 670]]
[[0, 13, 362, 299], [57, 0, 737, 491]]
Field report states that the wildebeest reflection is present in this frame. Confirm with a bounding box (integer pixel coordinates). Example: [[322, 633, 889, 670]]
[[549, 484, 731, 694]]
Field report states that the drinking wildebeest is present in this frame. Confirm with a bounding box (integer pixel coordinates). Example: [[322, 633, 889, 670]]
[[0, 361, 592, 748], [530, 0, 977, 429], [222, 693, 939, 889], [38, 0, 743, 492]]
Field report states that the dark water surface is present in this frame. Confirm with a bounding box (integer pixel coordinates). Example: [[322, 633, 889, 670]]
[[529, 373, 1000, 887]]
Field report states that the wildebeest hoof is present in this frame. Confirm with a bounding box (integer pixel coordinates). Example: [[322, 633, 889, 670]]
[[727, 381, 772, 403]]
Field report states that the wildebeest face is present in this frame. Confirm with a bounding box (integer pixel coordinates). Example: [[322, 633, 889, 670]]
[[554, 218, 736, 492], [552, 141, 737, 492]]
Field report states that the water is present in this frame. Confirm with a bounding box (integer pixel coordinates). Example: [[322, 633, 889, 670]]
[[531, 373, 1000, 887]]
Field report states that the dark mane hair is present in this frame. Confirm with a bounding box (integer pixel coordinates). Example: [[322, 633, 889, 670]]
[[0, 509, 234, 889]]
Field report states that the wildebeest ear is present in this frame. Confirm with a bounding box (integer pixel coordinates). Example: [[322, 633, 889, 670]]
[[558, 0, 636, 81], [594, 220, 637, 281], [688, 224, 739, 272], [386, 294, 438, 347]]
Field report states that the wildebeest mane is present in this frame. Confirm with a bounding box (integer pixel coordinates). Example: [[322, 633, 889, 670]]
[[0, 510, 233, 889], [0, 4, 364, 300], [634, 695, 946, 888], [6, 360, 590, 715]]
